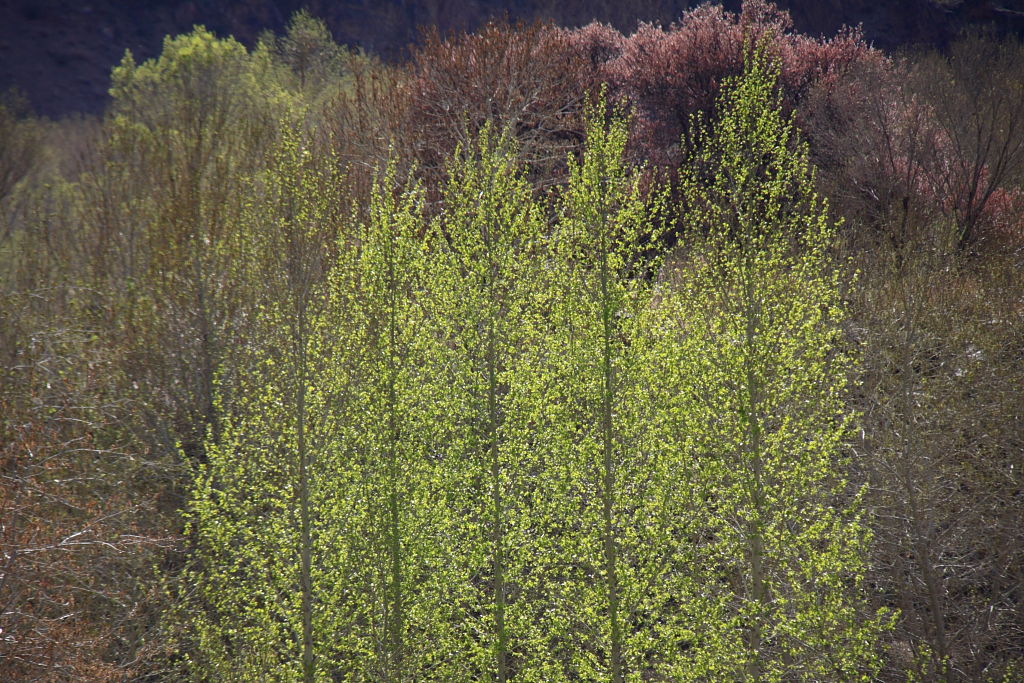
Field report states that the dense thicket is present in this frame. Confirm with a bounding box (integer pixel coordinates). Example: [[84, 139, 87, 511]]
[[1, 2, 1021, 680]]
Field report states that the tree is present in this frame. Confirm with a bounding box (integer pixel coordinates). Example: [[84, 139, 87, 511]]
[[183, 127, 348, 681], [336, 161, 453, 680], [86, 26, 292, 460], [183, 133, 458, 680], [405, 20, 595, 193], [269, 10, 343, 90], [909, 32, 1024, 251], [533, 97, 706, 681], [851, 223, 1024, 682], [668, 45, 890, 680], [422, 123, 548, 679]]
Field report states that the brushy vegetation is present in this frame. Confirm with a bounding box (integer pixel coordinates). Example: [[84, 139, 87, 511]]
[[1, 3, 1021, 680]]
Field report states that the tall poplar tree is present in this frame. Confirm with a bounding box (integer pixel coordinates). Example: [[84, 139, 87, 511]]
[[422, 124, 550, 679], [669, 46, 890, 680], [101, 28, 290, 457], [534, 98, 707, 681], [336, 162, 454, 680], [182, 127, 354, 681]]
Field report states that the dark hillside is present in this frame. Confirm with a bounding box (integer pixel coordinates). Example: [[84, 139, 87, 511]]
[[1, 0, 1023, 117]]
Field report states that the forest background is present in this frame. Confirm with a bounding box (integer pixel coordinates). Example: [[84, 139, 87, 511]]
[[1, 0, 1023, 680]]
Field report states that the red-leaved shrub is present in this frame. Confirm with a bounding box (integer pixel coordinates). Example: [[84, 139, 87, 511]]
[[803, 36, 1024, 253], [357, 2, 882, 202], [403, 19, 601, 192], [595, 0, 882, 169]]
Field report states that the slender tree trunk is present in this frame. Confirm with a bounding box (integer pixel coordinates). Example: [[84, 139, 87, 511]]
[[189, 150, 218, 447], [385, 249, 405, 680], [598, 224, 623, 683], [481, 221, 507, 682], [743, 272, 766, 683], [296, 305, 315, 683], [196, 254, 217, 440], [488, 326, 507, 682]]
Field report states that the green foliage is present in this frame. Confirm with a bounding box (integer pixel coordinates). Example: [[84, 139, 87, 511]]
[[333, 162, 454, 680], [182, 126, 346, 681], [179, 46, 889, 680], [669, 46, 890, 680], [421, 123, 548, 680], [268, 10, 343, 87], [110, 26, 291, 120], [534, 97, 700, 681], [261, 10, 378, 99], [184, 134, 454, 681], [12, 11, 1024, 681], [83, 26, 299, 459]]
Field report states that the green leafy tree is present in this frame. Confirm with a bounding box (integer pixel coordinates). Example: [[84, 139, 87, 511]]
[[185, 140, 457, 680], [87, 27, 293, 458], [334, 162, 456, 681], [262, 9, 378, 102], [183, 127, 350, 681], [270, 10, 343, 89], [421, 124, 552, 679], [667, 46, 891, 680], [531, 97, 707, 681]]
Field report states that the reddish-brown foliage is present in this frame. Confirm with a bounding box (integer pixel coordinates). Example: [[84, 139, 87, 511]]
[[802, 58, 945, 247], [389, 1, 883, 209], [593, 0, 882, 168], [803, 38, 1024, 254], [977, 187, 1024, 250], [403, 19, 601, 193]]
